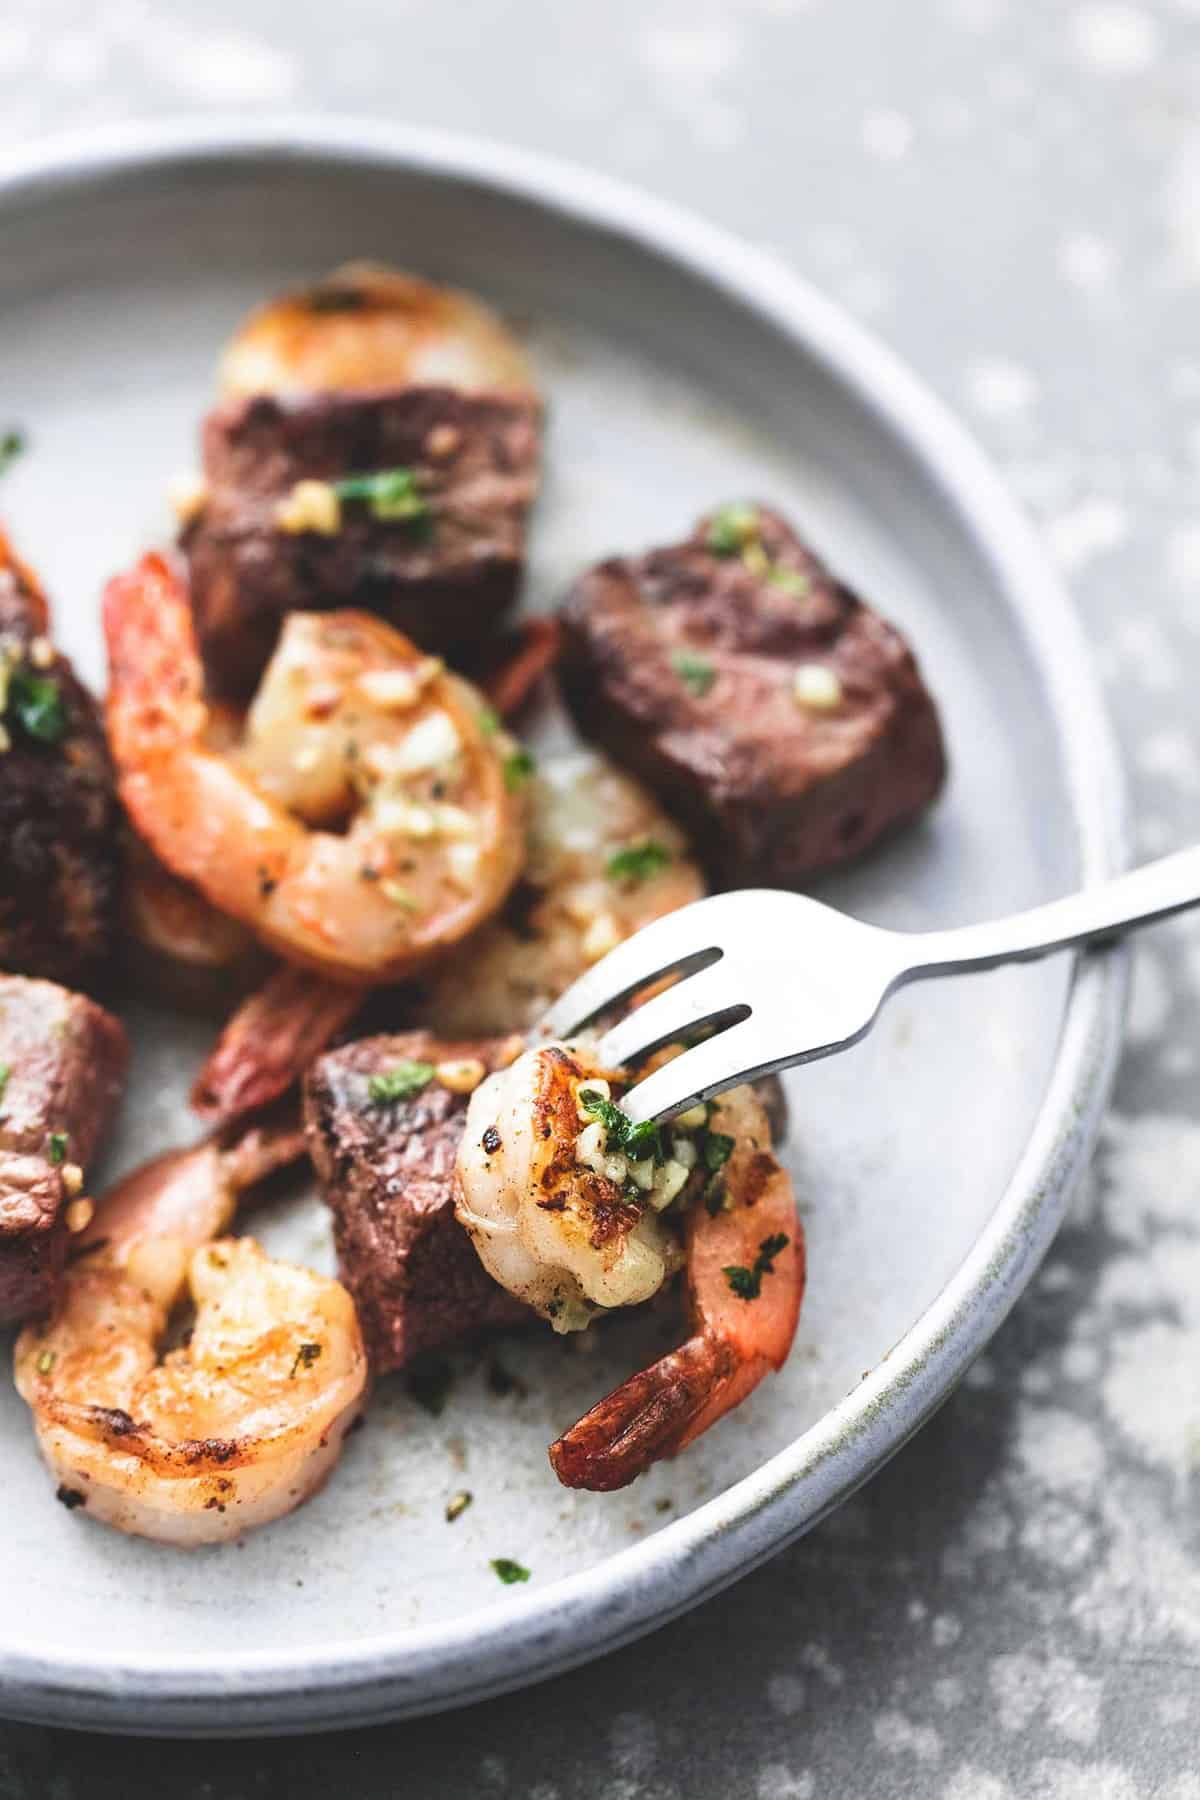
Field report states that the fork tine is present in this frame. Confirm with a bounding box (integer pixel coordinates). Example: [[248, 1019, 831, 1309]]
[[618, 1021, 770, 1124], [596, 965, 749, 1071], [539, 895, 734, 1039]]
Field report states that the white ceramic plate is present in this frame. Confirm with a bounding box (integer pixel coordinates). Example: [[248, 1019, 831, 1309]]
[[0, 118, 1126, 1736]]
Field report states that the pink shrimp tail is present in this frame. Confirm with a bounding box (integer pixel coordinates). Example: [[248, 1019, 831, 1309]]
[[102, 552, 201, 768], [193, 967, 366, 1125], [549, 1332, 744, 1492]]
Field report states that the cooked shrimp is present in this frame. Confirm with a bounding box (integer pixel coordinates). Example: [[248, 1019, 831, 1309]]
[[417, 750, 704, 1035], [220, 261, 535, 399], [14, 1115, 367, 1546], [454, 1041, 692, 1332], [549, 1082, 804, 1490], [192, 964, 365, 1123], [121, 835, 266, 1011], [104, 553, 524, 982]]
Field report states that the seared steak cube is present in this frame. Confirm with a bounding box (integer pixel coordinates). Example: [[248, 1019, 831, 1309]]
[[184, 386, 542, 697], [0, 975, 128, 1321], [0, 532, 121, 985], [304, 1032, 527, 1373], [559, 505, 946, 889]]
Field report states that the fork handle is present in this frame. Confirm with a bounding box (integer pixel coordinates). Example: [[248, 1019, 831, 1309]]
[[903, 845, 1200, 979]]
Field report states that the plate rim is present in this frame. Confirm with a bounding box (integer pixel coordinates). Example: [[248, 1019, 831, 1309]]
[[0, 113, 1130, 1736]]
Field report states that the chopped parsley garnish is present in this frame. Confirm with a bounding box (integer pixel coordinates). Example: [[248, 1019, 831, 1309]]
[[367, 1060, 435, 1105], [703, 1132, 735, 1173], [767, 565, 812, 596], [7, 668, 66, 745], [445, 1489, 473, 1523], [478, 703, 502, 737], [0, 429, 25, 476], [606, 840, 673, 885], [47, 1132, 67, 1165], [289, 1342, 322, 1379], [706, 503, 760, 557], [704, 1181, 727, 1217], [577, 1088, 664, 1164], [407, 1352, 455, 1416], [334, 467, 430, 528], [0, 1064, 9, 1107], [503, 746, 536, 790], [671, 650, 715, 698], [491, 1557, 531, 1585], [723, 1233, 790, 1301]]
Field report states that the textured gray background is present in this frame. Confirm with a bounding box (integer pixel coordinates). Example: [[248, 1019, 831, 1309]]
[[2, 2, 1199, 1796]]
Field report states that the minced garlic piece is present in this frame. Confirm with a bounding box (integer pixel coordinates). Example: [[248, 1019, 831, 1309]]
[[65, 1197, 94, 1235], [391, 711, 462, 775], [167, 471, 209, 524], [436, 1057, 487, 1094], [582, 912, 621, 962], [27, 636, 54, 670], [356, 658, 443, 713], [649, 1159, 690, 1211], [60, 1162, 84, 1197], [792, 663, 842, 712], [275, 479, 342, 535], [674, 1102, 708, 1131], [575, 1077, 610, 1122]]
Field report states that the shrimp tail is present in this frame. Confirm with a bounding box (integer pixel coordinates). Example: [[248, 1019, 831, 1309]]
[[478, 618, 562, 719], [103, 552, 201, 769], [548, 1332, 740, 1492], [193, 967, 366, 1125]]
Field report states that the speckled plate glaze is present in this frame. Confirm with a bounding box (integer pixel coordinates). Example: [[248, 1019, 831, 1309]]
[[0, 117, 1127, 1737]]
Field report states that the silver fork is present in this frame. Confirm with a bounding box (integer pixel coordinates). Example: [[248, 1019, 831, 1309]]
[[540, 850, 1200, 1123]]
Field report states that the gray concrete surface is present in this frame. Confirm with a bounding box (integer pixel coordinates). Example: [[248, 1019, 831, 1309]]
[[2, 1, 1200, 1794]]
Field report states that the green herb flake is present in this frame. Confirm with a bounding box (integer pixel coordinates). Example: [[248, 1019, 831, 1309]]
[[606, 840, 673, 885], [334, 467, 430, 528], [367, 1060, 435, 1106], [7, 668, 66, 745], [478, 704, 502, 737], [289, 1342, 322, 1379], [491, 1557, 531, 1585], [0, 429, 25, 477], [723, 1232, 790, 1302], [445, 1489, 473, 1523], [671, 649, 715, 698], [706, 503, 760, 557], [407, 1352, 455, 1417], [578, 1089, 665, 1166], [703, 1132, 735, 1173], [503, 747, 536, 791], [0, 1064, 10, 1108], [47, 1132, 67, 1165], [767, 565, 812, 597], [704, 1180, 727, 1218]]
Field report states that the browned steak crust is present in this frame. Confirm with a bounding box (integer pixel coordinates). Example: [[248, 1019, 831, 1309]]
[[0, 975, 128, 1322], [303, 1032, 527, 1373], [184, 385, 542, 697], [0, 540, 121, 985], [558, 505, 947, 889]]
